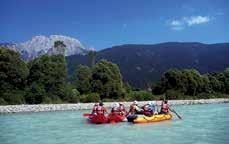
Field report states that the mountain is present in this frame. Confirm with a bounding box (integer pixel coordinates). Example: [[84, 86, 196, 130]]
[[66, 42, 229, 88], [0, 35, 87, 60]]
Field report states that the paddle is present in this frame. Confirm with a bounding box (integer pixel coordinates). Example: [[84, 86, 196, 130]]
[[169, 107, 182, 120], [143, 115, 150, 122], [83, 113, 91, 117]]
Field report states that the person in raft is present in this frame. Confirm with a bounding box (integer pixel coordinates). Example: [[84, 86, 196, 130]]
[[149, 101, 159, 115], [142, 102, 153, 116], [160, 100, 169, 114], [119, 103, 126, 116], [127, 100, 142, 115], [91, 103, 99, 115], [142, 101, 158, 116], [152, 101, 159, 115], [111, 103, 120, 114], [96, 102, 108, 115]]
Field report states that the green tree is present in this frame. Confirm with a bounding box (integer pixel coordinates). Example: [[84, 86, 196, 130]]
[[181, 69, 203, 96], [200, 75, 211, 93], [74, 65, 92, 94], [25, 83, 45, 104], [131, 91, 153, 101], [208, 74, 223, 92], [54, 40, 66, 55], [165, 89, 186, 100], [161, 69, 183, 90], [215, 71, 229, 94], [91, 60, 124, 99], [151, 82, 165, 95], [80, 93, 100, 103], [124, 82, 132, 93], [222, 71, 229, 94], [26, 54, 67, 103], [0, 47, 29, 104], [88, 50, 97, 67], [157, 69, 213, 97], [61, 86, 80, 103]]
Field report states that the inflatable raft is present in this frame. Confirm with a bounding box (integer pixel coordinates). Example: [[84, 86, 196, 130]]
[[133, 114, 172, 123], [84, 113, 126, 124], [108, 113, 126, 123], [89, 114, 108, 124]]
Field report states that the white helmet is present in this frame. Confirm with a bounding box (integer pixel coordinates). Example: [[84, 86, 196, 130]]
[[134, 100, 138, 105], [114, 103, 119, 107], [150, 101, 155, 105]]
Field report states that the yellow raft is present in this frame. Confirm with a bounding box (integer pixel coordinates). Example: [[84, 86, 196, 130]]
[[133, 114, 172, 123]]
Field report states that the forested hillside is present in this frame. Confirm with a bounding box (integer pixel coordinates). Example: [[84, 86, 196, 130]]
[[67, 42, 229, 88]]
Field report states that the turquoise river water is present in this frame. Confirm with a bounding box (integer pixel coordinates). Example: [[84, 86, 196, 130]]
[[0, 103, 229, 144]]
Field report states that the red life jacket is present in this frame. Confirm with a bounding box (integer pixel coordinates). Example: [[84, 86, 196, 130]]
[[143, 104, 151, 115], [96, 106, 105, 115], [119, 104, 126, 115], [161, 103, 169, 113], [119, 104, 126, 112], [92, 105, 98, 113], [112, 106, 120, 114], [129, 104, 136, 114]]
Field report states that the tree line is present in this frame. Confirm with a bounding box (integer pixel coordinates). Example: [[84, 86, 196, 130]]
[[1, 42, 229, 105], [151, 68, 229, 99], [0, 42, 129, 105]]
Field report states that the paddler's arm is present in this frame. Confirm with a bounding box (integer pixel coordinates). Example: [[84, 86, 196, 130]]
[[135, 105, 142, 112], [104, 108, 108, 114]]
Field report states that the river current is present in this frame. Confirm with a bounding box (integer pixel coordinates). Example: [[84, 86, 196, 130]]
[[0, 103, 229, 144]]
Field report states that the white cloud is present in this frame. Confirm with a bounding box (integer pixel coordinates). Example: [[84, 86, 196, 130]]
[[170, 20, 183, 26], [167, 20, 184, 31], [167, 15, 211, 30], [183, 16, 210, 26]]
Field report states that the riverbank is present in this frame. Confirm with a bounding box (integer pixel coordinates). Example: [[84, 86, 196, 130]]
[[0, 98, 229, 113]]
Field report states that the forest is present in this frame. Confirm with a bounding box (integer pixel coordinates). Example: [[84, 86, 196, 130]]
[[1, 43, 229, 105]]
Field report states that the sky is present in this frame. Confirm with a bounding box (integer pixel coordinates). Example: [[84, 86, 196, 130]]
[[1, 0, 229, 50]]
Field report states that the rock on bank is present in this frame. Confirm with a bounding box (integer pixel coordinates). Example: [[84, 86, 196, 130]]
[[0, 98, 229, 113]]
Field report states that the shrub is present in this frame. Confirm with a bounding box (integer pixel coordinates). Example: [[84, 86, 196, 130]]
[[102, 98, 116, 102], [165, 89, 186, 100], [123, 92, 134, 101], [1, 90, 25, 105], [0, 97, 7, 105], [24, 83, 45, 104], [153, 94, 166, 101], [69, 89, 80, 103], [80, 93, 100, 103], [44, 96, 63, 104], [42, 96, 53, 104], [61, 86, 80, 103], [125, 91, 153, 101], [196, 93, 216, 99]]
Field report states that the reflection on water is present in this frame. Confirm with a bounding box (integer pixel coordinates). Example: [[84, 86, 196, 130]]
[[0, 103, 229, 144]]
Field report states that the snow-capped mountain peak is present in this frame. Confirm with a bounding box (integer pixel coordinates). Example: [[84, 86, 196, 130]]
[[1, 35, 88, 60]]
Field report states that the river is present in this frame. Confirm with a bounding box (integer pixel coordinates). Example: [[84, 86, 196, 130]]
[[0, 103, 229, 144]]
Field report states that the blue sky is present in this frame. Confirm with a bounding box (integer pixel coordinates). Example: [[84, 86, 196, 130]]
[[1, 0, 228, 50]]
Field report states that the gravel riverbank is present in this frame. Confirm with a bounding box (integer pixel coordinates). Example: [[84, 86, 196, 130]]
[[0, 98, 229, 113]]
